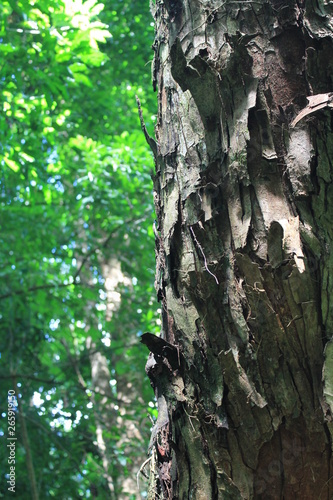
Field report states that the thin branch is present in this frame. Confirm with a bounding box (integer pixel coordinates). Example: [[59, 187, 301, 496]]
[[0, 281, 75, 301], [60, 338, 87, 390], [0, 374, 61, 385], [23, 412, 91, 474], [0, 209, 152, 301], [136, 96, 158, 157], [73, 210, 151, 280]]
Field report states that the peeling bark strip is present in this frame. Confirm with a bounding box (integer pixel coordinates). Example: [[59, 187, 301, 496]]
[[145, 1, 333, 498]]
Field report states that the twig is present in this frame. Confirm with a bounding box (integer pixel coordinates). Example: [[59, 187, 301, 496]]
[[190, 226, 219, 284], [73, 210, 151, 280], [137, 456, 152, 487], [0, 374, 60, 385], [0, 281, 75, 300], [0, 210, 152, 300], [136, 95, 158, 157]]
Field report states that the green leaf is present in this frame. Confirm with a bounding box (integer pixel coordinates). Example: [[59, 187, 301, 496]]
[[4, 157, 20, 172]]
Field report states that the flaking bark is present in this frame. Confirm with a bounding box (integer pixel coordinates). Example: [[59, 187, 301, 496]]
[[146, 1, 333, 498]]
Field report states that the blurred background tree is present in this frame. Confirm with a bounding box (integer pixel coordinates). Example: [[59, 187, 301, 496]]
[[0, 1, 157, 498]]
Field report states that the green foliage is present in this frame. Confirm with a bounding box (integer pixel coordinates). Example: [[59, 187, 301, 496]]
[[0, 0, 157, 497]]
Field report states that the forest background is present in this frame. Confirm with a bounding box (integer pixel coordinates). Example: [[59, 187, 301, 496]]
[[0, 0, 157, 498]]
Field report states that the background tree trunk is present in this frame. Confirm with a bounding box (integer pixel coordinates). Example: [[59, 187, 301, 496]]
[[87, 257, 148, 499], [146, 1, 333, 498]]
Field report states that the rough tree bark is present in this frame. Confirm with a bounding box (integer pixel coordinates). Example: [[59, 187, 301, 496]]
[[143, 1, 333, 498]]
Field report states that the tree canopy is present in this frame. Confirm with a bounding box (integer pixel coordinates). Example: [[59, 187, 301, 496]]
[[0, 1, 157, 497]]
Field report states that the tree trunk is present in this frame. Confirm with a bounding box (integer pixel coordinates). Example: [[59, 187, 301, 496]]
[[145, 1, 333, 498], [87, 257, 147, 498]]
